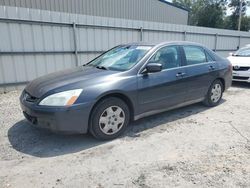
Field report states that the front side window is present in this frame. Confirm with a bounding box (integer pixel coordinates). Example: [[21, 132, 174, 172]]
[[89, 45, 152, 71], [183, 46, 207, 65], [148, 46, 181, 70]]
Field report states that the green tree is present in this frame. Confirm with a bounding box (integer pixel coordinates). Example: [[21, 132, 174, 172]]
[[240, 16, 250, 31], [228, 0, 249, 16], [226, 0, 250, 30], [195, 2, 226, 28], [173, 0, 227, 27]]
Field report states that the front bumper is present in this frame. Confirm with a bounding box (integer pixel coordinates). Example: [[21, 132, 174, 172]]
[[232, 70, 250, 83], [20, 96, 95, 134]]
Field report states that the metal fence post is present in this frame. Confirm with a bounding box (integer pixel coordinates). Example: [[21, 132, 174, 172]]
[[214, 33, 218, 52], [183, 31, 187, 41], [73, 22, 79, 66], [238, 35, 241, 48], [140, 27, 143, 41]]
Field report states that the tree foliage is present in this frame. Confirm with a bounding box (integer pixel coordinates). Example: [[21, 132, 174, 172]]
[[228, 0, 249, 16], [225, 0, 250, 30], [172, 0, 250, 31]]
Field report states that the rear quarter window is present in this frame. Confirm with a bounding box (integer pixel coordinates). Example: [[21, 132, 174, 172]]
[[205, 48, 223, 61], [205, 50, 214, 62]]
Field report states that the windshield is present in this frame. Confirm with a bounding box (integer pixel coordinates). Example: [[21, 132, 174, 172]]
[[234, 47, 250, 57], [88, 45, 152, 71]]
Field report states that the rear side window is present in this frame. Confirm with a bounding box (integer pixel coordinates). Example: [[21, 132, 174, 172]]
[[183, 46, 207, 65]]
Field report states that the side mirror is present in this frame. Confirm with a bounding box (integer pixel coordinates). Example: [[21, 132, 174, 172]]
[[145, 63, 162, 73]]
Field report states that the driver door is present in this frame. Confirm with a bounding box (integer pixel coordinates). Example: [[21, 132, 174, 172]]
[[137, 45, 189, 114]]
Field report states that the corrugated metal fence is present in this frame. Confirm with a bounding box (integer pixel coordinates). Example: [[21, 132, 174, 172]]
[[1, 6, 250, 90]]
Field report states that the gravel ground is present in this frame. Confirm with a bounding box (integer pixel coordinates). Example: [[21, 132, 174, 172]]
[[0, 82, 250, 188]]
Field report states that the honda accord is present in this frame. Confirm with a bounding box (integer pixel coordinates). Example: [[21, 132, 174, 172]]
[[20, 41, 232, 140]]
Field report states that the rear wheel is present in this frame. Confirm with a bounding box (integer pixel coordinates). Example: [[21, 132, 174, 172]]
[[89, 97, 130, 140], [203, 79, 223, 107]]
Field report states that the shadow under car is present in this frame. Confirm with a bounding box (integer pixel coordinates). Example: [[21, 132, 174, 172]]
[[8, 101, 225, 158]]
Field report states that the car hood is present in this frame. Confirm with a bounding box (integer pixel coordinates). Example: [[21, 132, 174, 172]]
[[227, 56, 250, 67], [25, 66, 119, 98]]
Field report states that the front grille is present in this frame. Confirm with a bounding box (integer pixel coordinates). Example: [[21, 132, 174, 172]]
[[233, 66, 250, 71], [233, 76, 249, 80], [23, 91, 39, 103]]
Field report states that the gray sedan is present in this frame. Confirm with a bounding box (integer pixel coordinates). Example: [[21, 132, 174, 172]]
[[20, 41, 232, 140]]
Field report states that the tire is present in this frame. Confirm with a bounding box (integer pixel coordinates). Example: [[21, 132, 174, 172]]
[[203, 79, 223, 107], [89, 97, 130, 140]]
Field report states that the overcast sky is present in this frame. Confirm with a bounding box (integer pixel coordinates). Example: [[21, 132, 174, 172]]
[[166, 0, 250, 16]]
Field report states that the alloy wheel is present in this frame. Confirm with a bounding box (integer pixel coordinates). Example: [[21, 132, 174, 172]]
[[99, 106, 125, 135], [211, 83, 222, 103]]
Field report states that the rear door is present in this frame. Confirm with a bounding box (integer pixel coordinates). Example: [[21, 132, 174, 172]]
[[137, 45, 189, 114], [181, 45, 219, 101]]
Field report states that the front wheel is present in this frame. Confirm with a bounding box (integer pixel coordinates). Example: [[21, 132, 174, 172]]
[[89, 97, 130, 140], [203, 80, 223, 107]]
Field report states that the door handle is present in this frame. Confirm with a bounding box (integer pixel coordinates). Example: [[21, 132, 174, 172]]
[[208, 65, 215, 71], [176, 72, 186, 78]]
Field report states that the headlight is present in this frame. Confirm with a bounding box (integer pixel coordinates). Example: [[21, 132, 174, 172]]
[[39, 89, 83, 106]]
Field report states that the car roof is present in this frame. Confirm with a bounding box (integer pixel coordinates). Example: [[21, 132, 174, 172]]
[[124, 41, 204, 47]]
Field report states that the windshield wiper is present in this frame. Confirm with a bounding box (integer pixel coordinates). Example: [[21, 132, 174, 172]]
[[95, 65, 108, 70]]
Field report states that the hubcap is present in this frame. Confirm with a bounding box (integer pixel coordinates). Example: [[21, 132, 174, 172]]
[[211, 83, 222, 103], [99, 106, 125, 135]]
